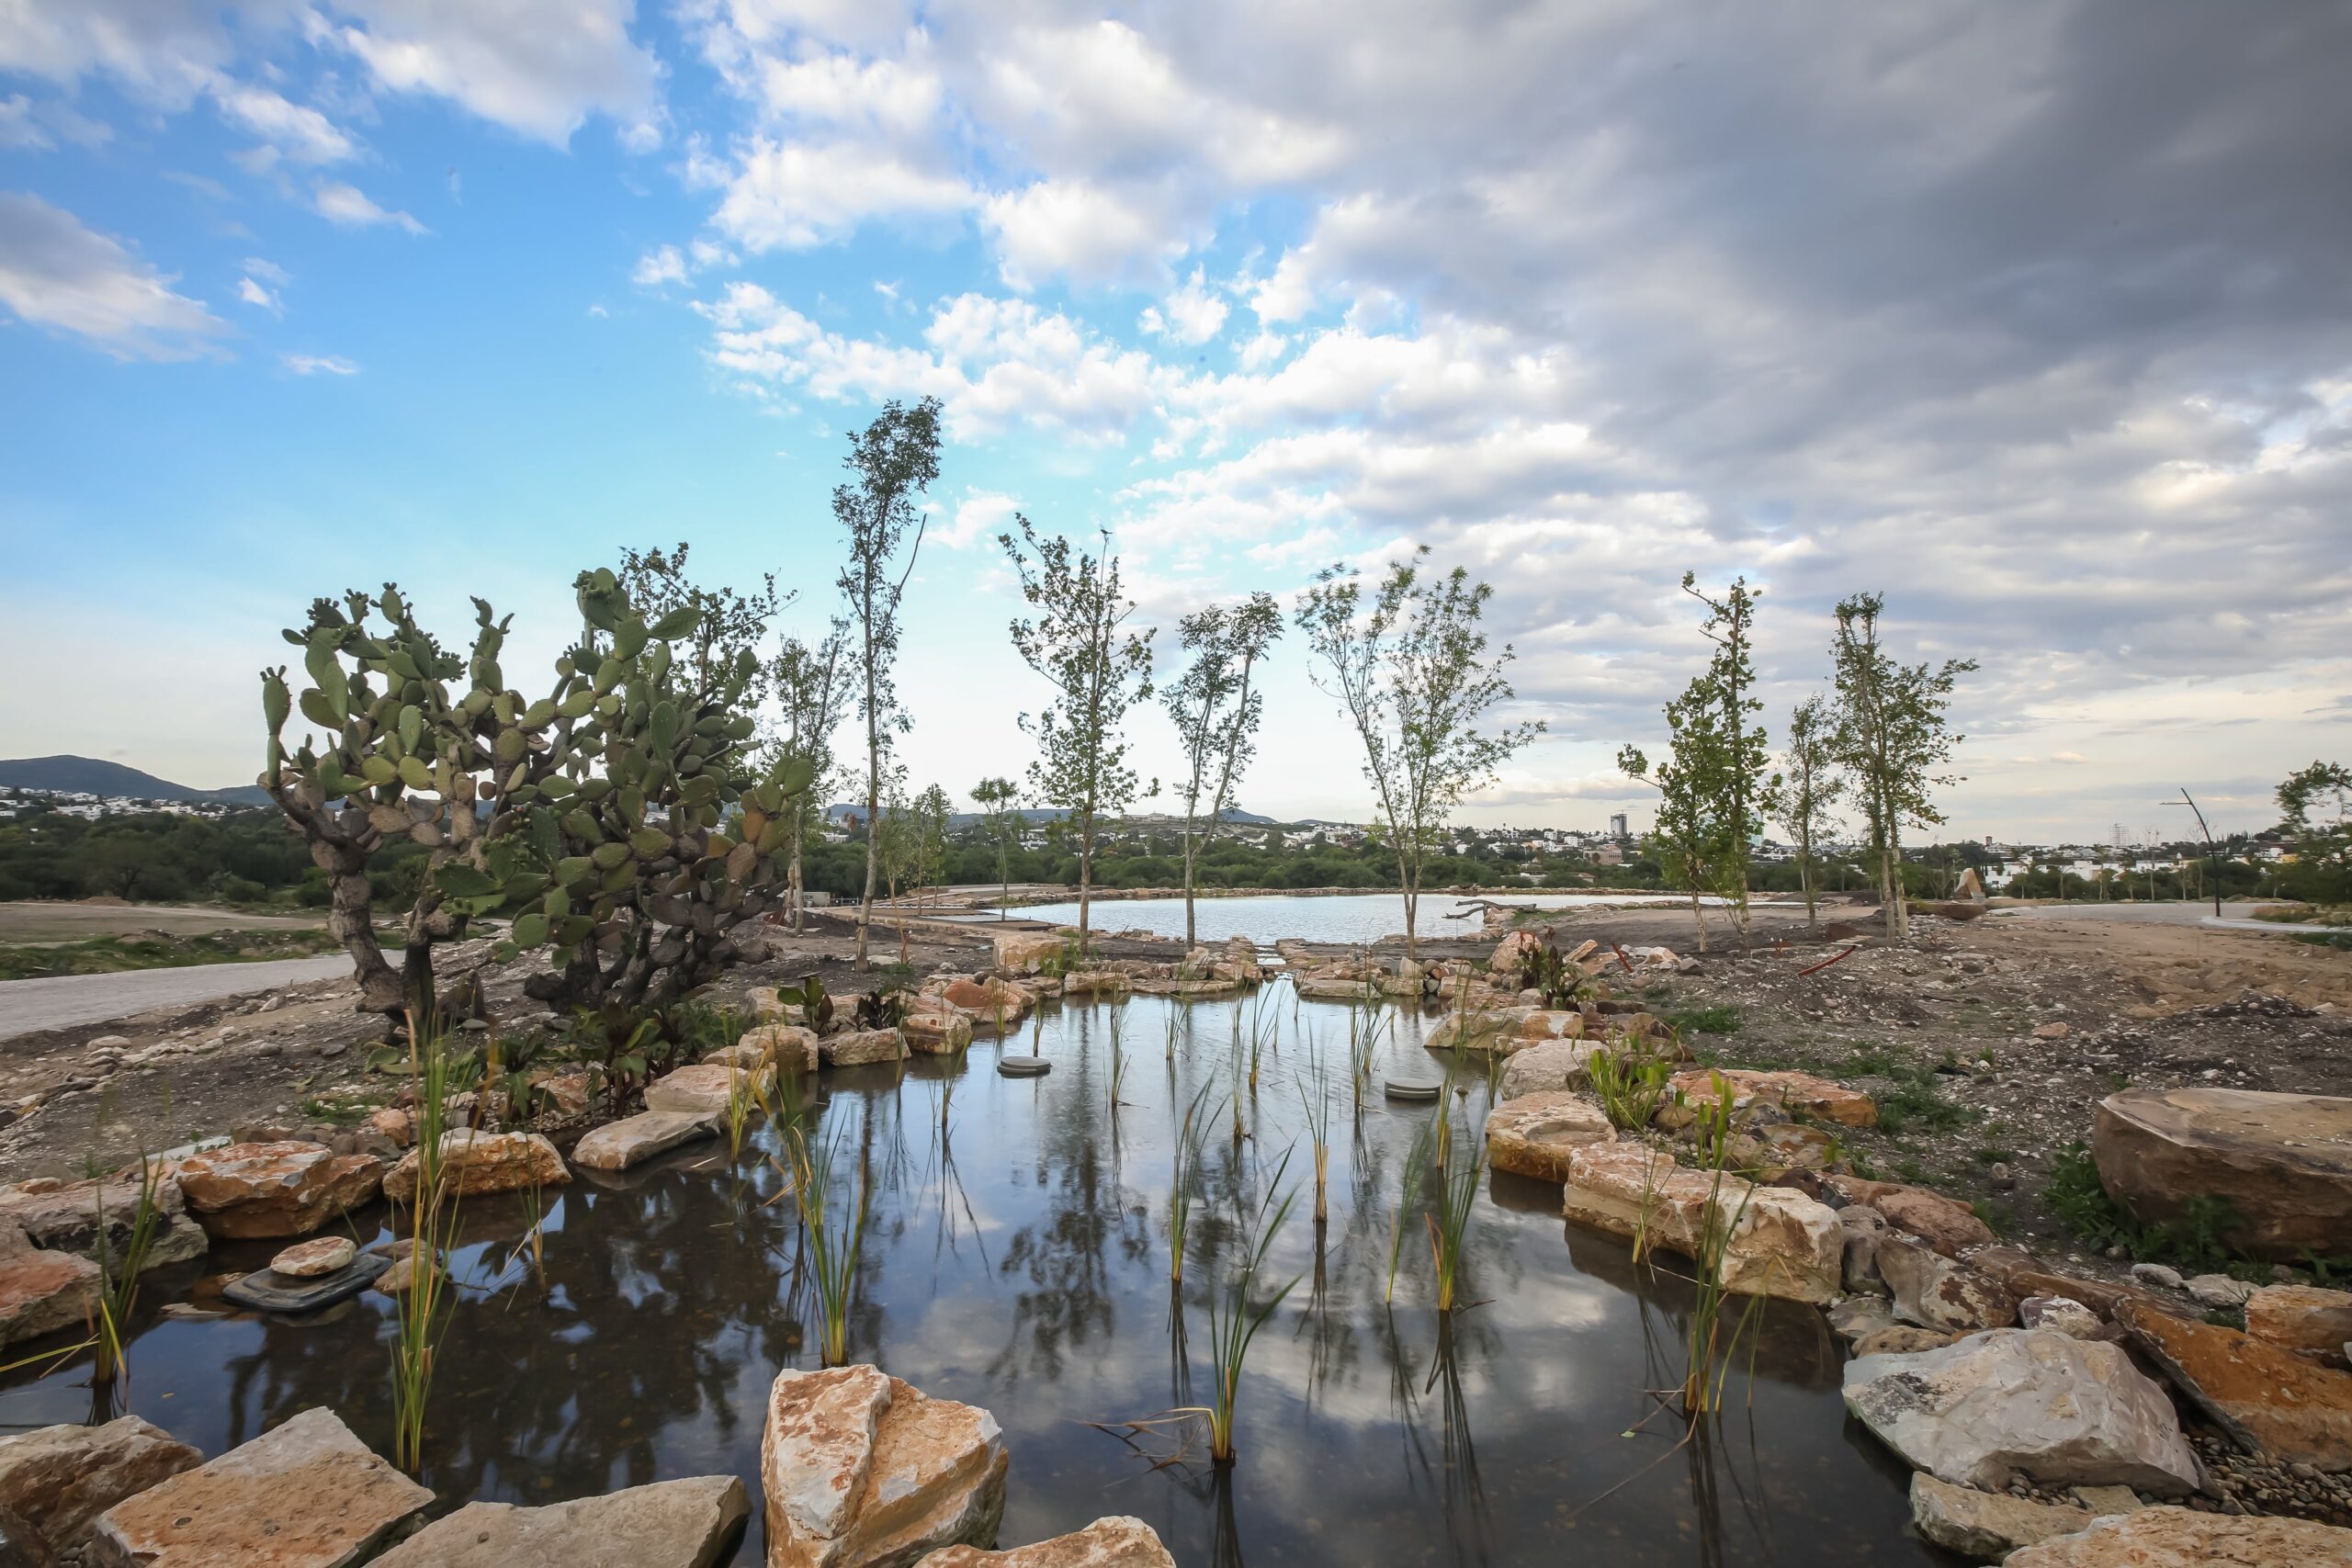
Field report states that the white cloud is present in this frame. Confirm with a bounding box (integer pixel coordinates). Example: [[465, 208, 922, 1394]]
[[939, 489, 1017, 549], [0, 93, 110, 151], [212, 81, 355, 164], [1140, 267, 1227, 345], [323, 0, 657, 146], [311, 180, 426, 233], [631, 244, 688, 288], [243, 255, 289, 285], [281, 352, 358, 375], [980, 180, 1184, 289], [713, 137, 972, 252], [236, 275, 281, 312], [0, 192, 224, 359]]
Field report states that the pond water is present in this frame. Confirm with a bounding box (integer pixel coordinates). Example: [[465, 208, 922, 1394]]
[[1004, 891, 1703, 948], [0, 987, 1936, 1566]]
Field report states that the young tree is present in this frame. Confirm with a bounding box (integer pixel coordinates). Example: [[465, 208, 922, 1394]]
[[617, 542, 786, 705], [1295, 548, 1543, 963], [871, 780, 920, 964], [770, 623, 852, 930], [834, 398, 944, 970], [1000, 519, 1155, 954], [1662, 573, 1773, 943], [1828, 592, 1976, 941], [1161, 592, 1283, 947], [2276, 761, 2352, 901], [911, 783, 955, 919], [1618, 682, 1740, 953], [1765, 693, 1844, 925], [970, 775, 1023, 916]]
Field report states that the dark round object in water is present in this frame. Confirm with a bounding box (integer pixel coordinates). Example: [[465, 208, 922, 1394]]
[[1384, 1077, 1442, 1101], [999, 1055, 1052, 1077]]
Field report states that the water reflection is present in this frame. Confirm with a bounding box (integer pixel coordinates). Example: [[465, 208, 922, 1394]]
[[0, 984, 1935, 1566]]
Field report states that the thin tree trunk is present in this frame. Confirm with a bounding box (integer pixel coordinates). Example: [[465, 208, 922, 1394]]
[[1182, 832, 1197, 949], [1078, 815, 1094, 958]]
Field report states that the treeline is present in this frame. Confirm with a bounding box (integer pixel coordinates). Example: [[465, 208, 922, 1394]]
[[0, 802, 428, 906]]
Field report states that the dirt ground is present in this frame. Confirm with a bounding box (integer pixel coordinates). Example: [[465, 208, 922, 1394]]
[[0, 899, 327, 943]]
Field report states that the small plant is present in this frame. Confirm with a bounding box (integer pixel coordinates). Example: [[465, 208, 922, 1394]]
[[390, 1009, 474, 1472], [90, 1152, 166, 1382], [1195, 1153, 1300, 1465], [1384, 1119, 1437, 1304], [722, 1060, 760, 1159], [1428, 1109, 1484, 1312], [781, 1123, 870, 1366], [1514, 941, 1590, 1009], [1108, 1003, 1131, 1110], [1296, 1038, 1333, 1225], [1674, 1078, 1769, 1419], [1664, 1004, 1743, 1037], [1169, 1083, 1216, 1285], [774, 974, 836, 1033], [1588, 1047, 1678, 1132]]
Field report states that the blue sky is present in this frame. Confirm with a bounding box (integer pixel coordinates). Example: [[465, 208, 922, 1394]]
[[4, 3, 2348, 841]]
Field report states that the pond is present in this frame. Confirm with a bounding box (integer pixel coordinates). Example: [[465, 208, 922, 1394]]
[[1001, 891, 1705, 948], [0, 987, 1935, 1566]]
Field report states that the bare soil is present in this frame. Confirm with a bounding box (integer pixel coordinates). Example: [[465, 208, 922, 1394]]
[[0, 899, 327, 943]]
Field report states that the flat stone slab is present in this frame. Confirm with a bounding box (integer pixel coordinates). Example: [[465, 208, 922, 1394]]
[[644, 1064, 775, 1117], [2006, 1505, 2352, 1565], [1910, 1473, 2097, 1560], [997, 1056, 1051, 1077], [1383, 1077, 1442, 1101], [87, 1405, 429, 1568], [1563, 1143, 1842, 1303], [918, 1515, 1176, 1566], [375, 1475, 748, 1568], [174, 1143, 384, 1240], [1485, 1090, 1614, 1182], [2119, 1299, 2352, 1471], [222, 1253, 392, 1314], [572, 1111, 718, 1171], [2094, 1087, 2352, 1260], [0, 1416, 203, 1550]]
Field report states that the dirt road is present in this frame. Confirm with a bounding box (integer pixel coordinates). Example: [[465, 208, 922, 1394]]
[[0, 954, 352, 1041]]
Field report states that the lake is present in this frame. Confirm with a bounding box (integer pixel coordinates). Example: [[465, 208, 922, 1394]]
[[0, 984, 1931, 1566], [1001, 891, 1703, 948]]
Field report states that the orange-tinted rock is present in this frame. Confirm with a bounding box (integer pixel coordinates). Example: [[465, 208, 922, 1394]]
[[1485, 1091, 1614, 1183], [940, 977, 1030, 1021], [1668, 1068, 1877, 1129], [917, 1516, 1175, 1568], [762, 1366, 1009, 1568], [86, 1406, 428, 1568], [2093, 1089, 2352, 1260], [268, 1237, 355, 1279], [1825, 1176, 1996, 1256], [2004, 1506, 2352, 1566], [1879, 1235, 2018, 1332], [173, 1143, 383, 1240], [380, 1131, 568, 1203], [821, 1029, 907, 1068], [901, 1009, 974, 1055], [645, 1064, 774, 1117], [375, 1476, 748, 1568], [2247, 1284, 2352, 1368], [741, 1024, 821, 1075], [991, 932, 1067, 973], [2119, 1299, 2352, 1471], [0, 1416, 201, 1548]]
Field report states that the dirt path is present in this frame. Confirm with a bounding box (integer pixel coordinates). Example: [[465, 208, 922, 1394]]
[[0, 954, 353, 1040], [0, 900, 326, 943]]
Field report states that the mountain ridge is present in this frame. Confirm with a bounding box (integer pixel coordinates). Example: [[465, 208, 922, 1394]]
[[0, 755, 273, 807]]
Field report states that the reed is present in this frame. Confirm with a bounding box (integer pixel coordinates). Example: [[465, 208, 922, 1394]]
[[1384, 1118, 1436, 1304], [722, 1059, 760, 1159], [1296, 1037, 1332, 1225], [1169, 1081, 1216, 1284], [1428, 1107, 1485, 1312], [1198, 1149, 1300, 1464], [391, 1009, 473, 1472], [89, 1150, 165, 1382], [782, 1123, 870, 1366], [1107, 1003, 1131, 1110], [1676, 1077, 1768, 1418]]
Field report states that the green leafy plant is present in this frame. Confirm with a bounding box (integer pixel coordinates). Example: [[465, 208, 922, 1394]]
[[781, 1123, 870, 1366], [1589, 1047, 1678, 1132], [1193, 1152, 1300, 1465], [90, 1152, 166, 1383], [390, 1010, 474, 1472], [1169, 1082, 1217, 1285]]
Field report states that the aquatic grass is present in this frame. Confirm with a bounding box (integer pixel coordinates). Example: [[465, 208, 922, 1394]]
[[1589, 1045, 1678, 1132], [1295, 1035, 1333, 1225], [390, 1008, 474, 1473], [1428, 1107, 1485, 1313], [89, 1150, 165, 1383], [1169, 1081, 1218, 1285], [781, 1122, 870, 1366], [1384, 1118, 1437, 1304], [1675, 1078, 1770, 1418], [1195, 1148, 1301, 1465], [722, 1059, 760, 1159], [1108, 1003, 1132, 1110]]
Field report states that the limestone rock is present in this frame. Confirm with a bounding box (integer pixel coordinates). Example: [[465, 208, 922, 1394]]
[[1824, 1176, 1996, 1255], [939, 977, 1032, 1023], [0, 1222, 99, 1347], [916, 1516, 1175, 1567], [900, 1009, 974, 1055], [1880, 1235, 2019, 1333], [741, 1024, 821, 1076], [822, 1029, 908, 1068], [1485, 1091, 1614, 1182], [2093, 1088, 2352, 1260], [1498, 1038, 1589, 1100], [2004, 1506, 2352, 1566], [0, 1502, 53, 1567], [1561, 1144, 1841, 1303], [992, 932, 1067, 973], [1856, 1326, 1960, 1357], [268, 1237, 354, 1279], [2186, 1273, 2254, 1309], [374, 1475, 748, 1568], [364, 1109, 413, 1148], [1423, 1008, 1531, 1053], [2247, 1284, 2352, 1367], [86, 1406, 430, 1568], [173, 1143, 383, 1240], [1487, 930, 1543, 975], [1056, 972, 1131, 998], [0, 1173, 203, 1270], [644, 1063, 775, 1118], [1664, 1068, 1877, 1129], [1841, 1205, 1891, 1297], [572, 1111, 718, 1171], [0, 1416, 202, 1548], [1909, 1473, 2095, 1560], [382, 1131, 568, 1202], [2020, 1296, 2104, 1339], [761, 1365, 1009, 1568], [2118, 1299, 2352, 1471], [1841, 1329, 2201, 1494]]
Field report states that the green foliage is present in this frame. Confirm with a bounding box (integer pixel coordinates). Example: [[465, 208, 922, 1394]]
[[1163, 592, 1283, 943], [1589, 1046, 1679, 1131], [1664, 1004, 1743, 1037], [0, 926, 342, 981], [2046, 1142, 2245, 1271]]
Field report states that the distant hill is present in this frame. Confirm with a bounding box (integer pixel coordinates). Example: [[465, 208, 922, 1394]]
[[0, 755, 272, 807]]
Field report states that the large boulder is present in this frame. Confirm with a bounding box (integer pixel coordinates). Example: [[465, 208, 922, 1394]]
[[992, 932, 1068, 974], [2004, 1506, 2352, 1566], [2117, 1299, 2352, 1471], [1842, 1329, 2202, 1495], [173, 1143, 383, 1240], [1560, 1144, 1841, 1303], [0, 1416, 202, 1551], [1485, 1092, 1614, 1183], [374, 1476, 747, 1568], [0, 1175, 207, 1273], [1488, 930, 1543, 976], [644, 1064, 775, 1117], [1879, 1235, 2019, 1333], [381, 1131, 569, 1203], [939, 977, 1031, 1024], [916, 1516, 1175, 1567], [85, 1406, 429, 1568], [2093, 1088, 2352, 1260], [1908, 1473, 2097, 1560], [0, 1220, 99, 1348], [740, 1024, 821, 1076], [2247, 1283, 2352, 1368], [1498, 1038, 1589, 1100], [822, 1029, 908, 1068], [761, 1365, 1008, 1568], [901, 1009, 974, 1055], [572, 1111, 719, 1172]]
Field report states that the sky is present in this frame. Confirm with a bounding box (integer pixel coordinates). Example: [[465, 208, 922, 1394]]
[[1, 2, 2347, 845]]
